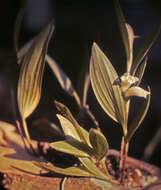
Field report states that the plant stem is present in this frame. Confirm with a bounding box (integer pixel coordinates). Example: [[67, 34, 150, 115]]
[[100, 157, 109, 175], [119, 136, 129, 183], [21, 117, 38, 155], [85, 105, 100, 131]]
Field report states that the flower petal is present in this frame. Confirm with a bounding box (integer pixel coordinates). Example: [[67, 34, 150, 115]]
[[124, 86, 150, 99]]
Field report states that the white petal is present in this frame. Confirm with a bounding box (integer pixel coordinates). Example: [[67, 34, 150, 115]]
[[124, 86, 150, 99]]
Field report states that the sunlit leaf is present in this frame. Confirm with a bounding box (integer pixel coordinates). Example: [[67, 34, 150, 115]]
[[33, 161, 95, 177], [126, 88, 151, 142], [90, 43, 127, 128], [17, 21, 54, 119], [55, 101, 90, 145], [125, 23, 134, 73], [32, 118, 63, 138], [113, 0, 134, 73], [89, 128, 109, 160], [46, 54, 81, 107], [132, 19, 161, 75], [57, 114, 81, 140], [50, 139, 93, 157], [79, 157, 112, 182]]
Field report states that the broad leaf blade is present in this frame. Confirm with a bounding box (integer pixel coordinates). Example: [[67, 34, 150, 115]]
[[113, 0, 133, 72], [17, 22, 54, 119], [33, 161, 95, 177], [79, 157, 112, 182], [89, 128, 109, 160], [126, 88, 150, 142], [57, 114, 81, 141], [46, 54, 81, 107], [55, 101, 90, 145], [132, 19, 161, 75], [50, 139, 93, 157], [90, 43, 127, 127]]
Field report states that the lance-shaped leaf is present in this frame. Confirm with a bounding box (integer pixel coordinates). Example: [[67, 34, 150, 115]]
[[125, 88, 150, 142], [55, 101, 90, 145], [132, 19, 161, 75], [46, 54, 81, 107], [17, 22, 54, 119], [90, 43, 127, 127], [13, 8, 24, 60], [50, 139, 93, 157], [79, 157, 112, 182], [57, 114, 80, 140], [113, 0, 134, 73], [33, 161, 95, 177], [89, 128, 109, 160], [17, 37, 35, 64], [135, 57, 148, 86]]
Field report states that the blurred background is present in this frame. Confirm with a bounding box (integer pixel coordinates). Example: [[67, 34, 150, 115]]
[[0, 0, 161, 168]]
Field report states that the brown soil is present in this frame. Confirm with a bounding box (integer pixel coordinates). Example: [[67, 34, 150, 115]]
[[106, 150, 161, 190]]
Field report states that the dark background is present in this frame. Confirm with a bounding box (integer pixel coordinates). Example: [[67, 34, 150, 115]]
[[0, 0, 161, 168]]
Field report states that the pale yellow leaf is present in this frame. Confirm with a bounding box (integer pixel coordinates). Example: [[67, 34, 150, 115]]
[[90, 43, 127, 127], [17, 22, 54, 119]]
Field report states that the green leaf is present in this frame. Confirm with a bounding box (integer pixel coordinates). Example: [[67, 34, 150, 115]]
[[46, 54, 81, 107], [55, 101, 90, 145], [57, 114, 81, 141], [50, 139, 93, 157], [17, 21, 54, 119], [79, 157, 112, 182], [126, 88, 151, 142], [90, 43, 127, 128], [89, 129, 109, 160], [132, 19, 161, 75], [33, 161, 95, 177], [32, 118, 63, 138], [113, 0, 134, 73]]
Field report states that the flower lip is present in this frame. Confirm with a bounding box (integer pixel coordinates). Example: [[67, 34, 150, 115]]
[[120, 73, 139, 87]]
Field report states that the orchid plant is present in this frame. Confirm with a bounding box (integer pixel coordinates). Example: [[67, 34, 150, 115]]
[[90, 0, 161, 172], [13, 0, 161, 187]]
